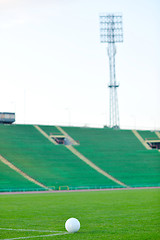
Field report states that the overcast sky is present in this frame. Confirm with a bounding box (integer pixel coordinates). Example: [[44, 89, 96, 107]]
[[0, 0, 160, 130]]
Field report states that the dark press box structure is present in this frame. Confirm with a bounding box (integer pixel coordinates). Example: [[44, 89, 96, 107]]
[[0, 112, 15, 124]]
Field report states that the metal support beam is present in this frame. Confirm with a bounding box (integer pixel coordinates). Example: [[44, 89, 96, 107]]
[[100, 14, 123, 128]]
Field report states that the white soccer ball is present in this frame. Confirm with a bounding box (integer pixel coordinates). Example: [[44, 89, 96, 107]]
[[65, 217, 80, 233]]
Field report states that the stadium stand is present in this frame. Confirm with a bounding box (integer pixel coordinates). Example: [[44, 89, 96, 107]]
[[0, 124, 159, 192], [138, 130, 159, 140], [62, 127, 160, 187], [0, 160, 38, 192], [0, 124, 118, 191], [137, 130, 160, 150]]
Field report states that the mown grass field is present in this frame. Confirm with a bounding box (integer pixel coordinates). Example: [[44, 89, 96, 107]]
[[0, 189, 160, 240]]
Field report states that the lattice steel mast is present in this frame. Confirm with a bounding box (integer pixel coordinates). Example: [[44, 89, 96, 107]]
[[100, 14, 123, 128]]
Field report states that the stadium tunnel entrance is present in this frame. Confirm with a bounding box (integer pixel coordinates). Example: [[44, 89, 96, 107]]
[[146, 140, 160, 149], [50, 134, 75, 145]]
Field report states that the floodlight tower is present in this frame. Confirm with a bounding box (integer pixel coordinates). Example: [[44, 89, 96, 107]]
[[100, 14, 123, 128]]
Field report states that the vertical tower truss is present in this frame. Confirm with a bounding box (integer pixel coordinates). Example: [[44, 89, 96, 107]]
[[100, 14, 123, 128]]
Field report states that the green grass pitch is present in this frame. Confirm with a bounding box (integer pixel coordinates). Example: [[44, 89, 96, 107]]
[[0, 189, 160, 240]]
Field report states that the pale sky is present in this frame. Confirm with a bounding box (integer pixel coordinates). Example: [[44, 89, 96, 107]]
[[0, 0, 160, 130]]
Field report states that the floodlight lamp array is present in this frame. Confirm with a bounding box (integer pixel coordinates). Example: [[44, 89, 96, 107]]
[[100, 14, 123, 43]]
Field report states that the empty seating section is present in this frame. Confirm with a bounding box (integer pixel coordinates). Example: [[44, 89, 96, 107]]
[[63, 127, 160, 187], [0, 124, 159, 191], [0, 125, 117, 191], [0, 160, 37, 191], [39, 125, 60, 136], [137, 130, 159, 140]]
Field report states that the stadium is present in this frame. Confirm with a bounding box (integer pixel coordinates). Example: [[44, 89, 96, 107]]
[[0, 123, 160, 192], [0, 123, 160, 239], [0, 1, 160, 240]]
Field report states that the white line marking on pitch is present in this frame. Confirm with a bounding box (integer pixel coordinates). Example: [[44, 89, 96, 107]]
[[0, 228, 68, 240], [0, 232, 68, 240]]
